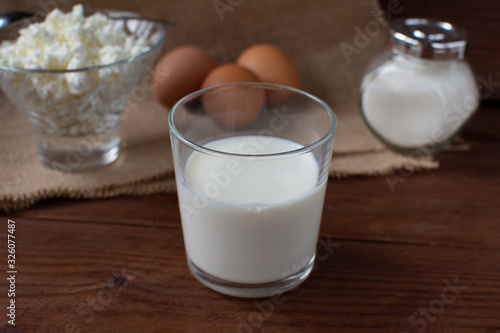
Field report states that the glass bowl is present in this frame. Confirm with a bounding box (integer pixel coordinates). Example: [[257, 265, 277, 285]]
[[0, 10, 166, 171]]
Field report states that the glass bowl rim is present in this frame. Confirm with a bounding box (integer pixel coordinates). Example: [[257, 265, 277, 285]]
[[0, 9, 167, 74]]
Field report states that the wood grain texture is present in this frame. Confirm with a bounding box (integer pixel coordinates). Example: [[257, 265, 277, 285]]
[[1, 104, 499, 333]]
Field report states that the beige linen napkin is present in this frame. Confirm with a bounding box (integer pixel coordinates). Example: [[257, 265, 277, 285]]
[[0, 0, 439, 211]]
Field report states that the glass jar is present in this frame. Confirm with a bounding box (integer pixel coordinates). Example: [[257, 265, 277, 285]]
[[360, 18, 479, 155]]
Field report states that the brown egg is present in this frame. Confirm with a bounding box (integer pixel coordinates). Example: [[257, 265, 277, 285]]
[[201, 64, 264, 128], [237, 43, 300, 88], [153, 45, 217, 109], [237, 44, 300, 104], [201, 63, 260, 89]]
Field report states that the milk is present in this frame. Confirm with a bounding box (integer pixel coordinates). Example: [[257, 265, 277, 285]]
[[177, 135, 327, 284]]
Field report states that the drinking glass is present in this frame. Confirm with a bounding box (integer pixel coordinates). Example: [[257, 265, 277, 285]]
[[169, 83, 336, 297]]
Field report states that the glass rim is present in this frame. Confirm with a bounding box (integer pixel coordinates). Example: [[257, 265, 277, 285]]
[[168, 82, 337, 159], [0, 11, 167, 74]]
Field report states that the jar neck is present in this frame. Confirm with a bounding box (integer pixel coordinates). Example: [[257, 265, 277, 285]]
[[391, 49, 462, 67]]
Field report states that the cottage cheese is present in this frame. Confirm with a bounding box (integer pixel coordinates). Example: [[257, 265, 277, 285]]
[[0, 4, 152, 134]]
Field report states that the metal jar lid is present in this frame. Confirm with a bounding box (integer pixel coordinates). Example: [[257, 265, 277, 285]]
[[390, 18, 468, 60]]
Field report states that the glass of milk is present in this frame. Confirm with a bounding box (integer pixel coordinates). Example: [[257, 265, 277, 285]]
[[169, 83, 337, 298]]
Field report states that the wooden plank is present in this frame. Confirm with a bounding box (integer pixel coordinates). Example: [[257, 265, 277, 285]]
[[1, 216, 498, 332]]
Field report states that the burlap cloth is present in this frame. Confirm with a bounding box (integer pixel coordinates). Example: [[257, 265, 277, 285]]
[[0, 0, 440, 212]]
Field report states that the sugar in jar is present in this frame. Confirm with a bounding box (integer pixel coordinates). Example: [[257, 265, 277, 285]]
[[360, 18, 479, 154]]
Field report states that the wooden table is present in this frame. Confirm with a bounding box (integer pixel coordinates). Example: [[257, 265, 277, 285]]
[[1, 104, 499, 333]]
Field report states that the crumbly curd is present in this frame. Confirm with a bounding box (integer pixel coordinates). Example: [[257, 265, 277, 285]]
[[0, 4, 151, 134]]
